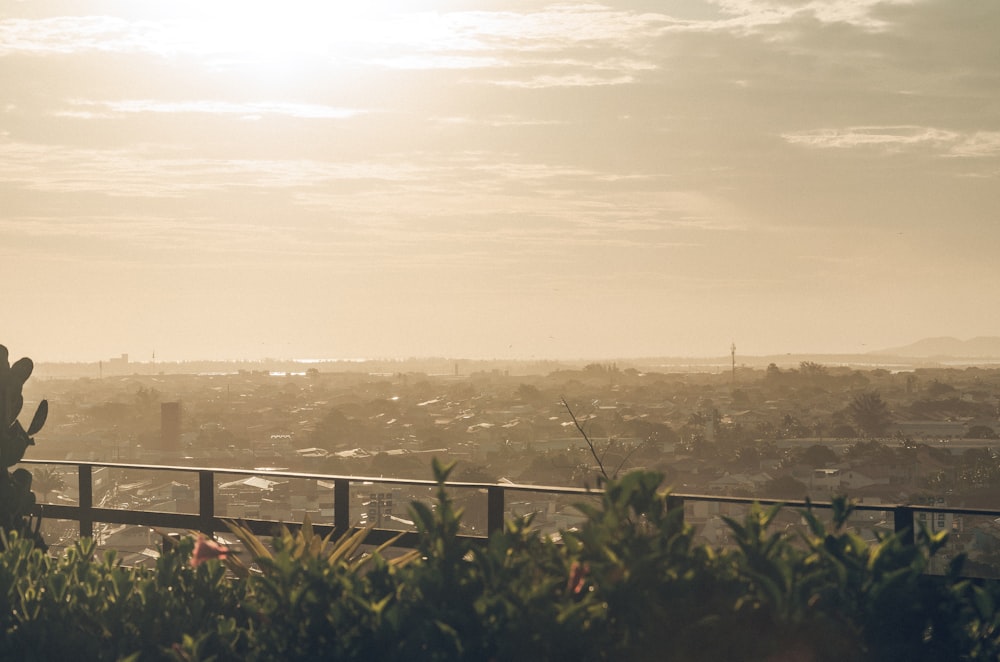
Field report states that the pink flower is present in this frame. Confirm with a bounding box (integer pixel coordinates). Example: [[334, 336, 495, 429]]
[[191, 535, 230, 567], [567, 561, 590, 595]]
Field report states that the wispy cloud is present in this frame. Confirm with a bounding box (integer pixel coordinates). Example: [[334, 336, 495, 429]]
[[706, 0, 917, 32], [0, 16, 155, 56], [782, 125, 1000, 160], [0, 6, 670, 83], [0, 140, 428, 197], [54, 99, 365, 120], [782, 125, 959, 151], [949, 131, 1000, 158], [492, 73, 636, 88]]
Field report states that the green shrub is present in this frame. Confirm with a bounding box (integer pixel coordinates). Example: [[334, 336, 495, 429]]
[[2, 462, 1000, 660], [0, 533, 246, 661]]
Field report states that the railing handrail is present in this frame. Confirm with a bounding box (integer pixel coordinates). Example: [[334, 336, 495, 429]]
[[22, 458, 595, 496], [21, 459, 997, 551]]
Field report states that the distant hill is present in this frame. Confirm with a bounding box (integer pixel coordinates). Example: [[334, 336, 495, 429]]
[[876, 336, 1000, 358]]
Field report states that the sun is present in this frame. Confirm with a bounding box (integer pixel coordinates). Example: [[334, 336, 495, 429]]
[[166, 1, 440, 69]]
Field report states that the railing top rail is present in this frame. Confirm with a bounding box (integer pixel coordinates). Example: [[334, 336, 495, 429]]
[[22, 459, 1000, 519], [665, 492, 994, 517], [20, 458, 595, 496]]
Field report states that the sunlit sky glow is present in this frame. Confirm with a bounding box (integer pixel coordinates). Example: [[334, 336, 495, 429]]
[[2, 0, 998, 362]]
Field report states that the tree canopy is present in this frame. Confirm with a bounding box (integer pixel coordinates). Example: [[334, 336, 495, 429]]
[[847, 391, 892, 437]]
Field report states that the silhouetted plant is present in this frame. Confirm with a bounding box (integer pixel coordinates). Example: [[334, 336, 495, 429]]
[[3, 462, 1000, 660], [0, 345, 48, 550]]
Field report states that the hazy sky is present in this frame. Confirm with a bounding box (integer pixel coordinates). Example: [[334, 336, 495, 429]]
[[2, 1, 998, 362]]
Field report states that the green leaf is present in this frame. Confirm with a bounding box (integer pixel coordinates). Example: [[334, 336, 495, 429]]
[[410, 501, 435, 532], [221, 519, 273, 561], [973, 584, 995, 620], [8, 394, 23, 426], [431, 457, 456, 483], [1, 421, 33, 468], [27, 399, 47, 436], [9, 357, 32, 387]]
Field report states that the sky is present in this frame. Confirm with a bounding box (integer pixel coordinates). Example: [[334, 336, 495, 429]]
[[1, 0, 998, 363]]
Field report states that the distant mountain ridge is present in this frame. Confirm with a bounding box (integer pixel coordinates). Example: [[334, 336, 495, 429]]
[[876, 336, 1000, 358]]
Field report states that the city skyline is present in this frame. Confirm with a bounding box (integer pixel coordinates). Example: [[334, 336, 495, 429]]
[[2, 1, 998, 363]]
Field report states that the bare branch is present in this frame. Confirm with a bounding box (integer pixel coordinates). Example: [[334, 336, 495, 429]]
[[561, 396, 610, 483], [611, 443, 640, 479]]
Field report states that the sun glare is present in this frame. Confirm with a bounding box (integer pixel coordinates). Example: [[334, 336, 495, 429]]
[[166, 0, 444, 69]]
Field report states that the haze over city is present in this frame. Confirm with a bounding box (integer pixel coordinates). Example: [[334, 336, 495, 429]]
[[2, 1, 998, 363]]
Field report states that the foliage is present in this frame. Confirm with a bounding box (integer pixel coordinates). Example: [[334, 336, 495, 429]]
[[847, 391, 893, 437], [2, 464, 1000, 660], [966, 425, 998, 440], [29, 467, 65, 502], [0, 346, 48, 550], [0, 533, 245, 661], [760, 474, 810, 500]]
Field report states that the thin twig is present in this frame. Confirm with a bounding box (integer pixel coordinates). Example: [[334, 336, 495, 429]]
[[611, 443, 640, 479], [561, 397, 609, 483]]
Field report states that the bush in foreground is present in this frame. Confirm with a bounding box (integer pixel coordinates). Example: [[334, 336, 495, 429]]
[[2, 461, 1000, 661]]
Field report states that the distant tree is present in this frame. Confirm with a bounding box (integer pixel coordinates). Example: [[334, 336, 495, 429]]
[[781, 414, 809, 438], [730, 389, 751, 408], [516, 383, 543, 403], [716, 421, 751, 447], [927, 379, 956, 398], [845, 440, 894, 462], [456, 464, 495, 483], [959, 449, 1000, 489], [830, 424, 856, 438], [735, 445, 760, 468], [910, 397, 991, 419], [31, 467, 65, 503], [800, 444, 838, 467], [310, 408, 372, 450], [87, 402, 132, 426], [848, 371, 871, 390], [134, 385, 161, 410], [799, 361, 827, 379], [760, 474, 809, 500], [847, 391, 892, 437], [966, 425, 998, 440], [754, 421, 780, 441], [623, 419, 678, 447]]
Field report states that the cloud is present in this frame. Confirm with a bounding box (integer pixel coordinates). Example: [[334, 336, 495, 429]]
[[0, 5, 671, 86], [781, 126, 1000, 160], [0, 140, 429, 198], [429, 114, 566, 128], [782, 125, 957, 150], [705, 0, 918, 32], [491, 73, 636, 88], [949, 132, 1000, 158], [0, 16, 152, 56], [55, 99, 365, 120], [0, 131, 741, 273]]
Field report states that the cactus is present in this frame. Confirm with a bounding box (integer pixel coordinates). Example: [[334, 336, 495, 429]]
[[0, 345, 48, 549]]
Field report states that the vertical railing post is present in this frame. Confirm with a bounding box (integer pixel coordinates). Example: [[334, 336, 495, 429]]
[[334, 478, 350, 537], [199, 470, 215, 535], [487, 486, 505, 536], [894, 505, 915, 546], [78, 464, 93, 539]]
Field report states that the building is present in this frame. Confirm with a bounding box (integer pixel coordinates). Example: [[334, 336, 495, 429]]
[[161, 402, 182, 451]]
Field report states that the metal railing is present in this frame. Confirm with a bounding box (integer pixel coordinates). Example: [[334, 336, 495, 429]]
[[23, 459, 997, 551]]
